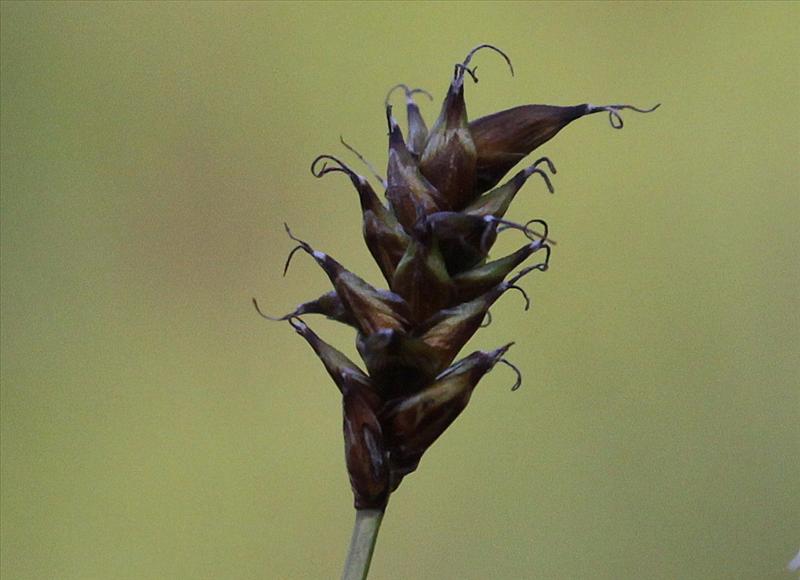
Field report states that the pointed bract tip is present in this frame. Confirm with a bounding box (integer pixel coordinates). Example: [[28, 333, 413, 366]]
[[456, 44, 514, 85], [283, 223, 308, 246], [504, 247, 551, 290], [520, 165, 556, 194], [489, 341, 515, 359], [511, 245, 552, 282], [282, 246, 302, 277], [453, 63, 479, 84], [586, 102, 660, 129], [339, 137, 385, 187], [310, 153, 358, 180], [282, 225, 316, 276], [499, 358, 523, 391], [523, 217, 549, 245], [491, 216, 552, 245], [506, 284, 531, 311], [385, 105, 399, 132], [287, 316, 309, 334], [252, 297, 287, 321], [533, 156, 557, 175], [385, 83, 433, 107]]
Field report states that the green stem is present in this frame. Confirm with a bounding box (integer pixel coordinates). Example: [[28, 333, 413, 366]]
[[341, 509, 384, 580]]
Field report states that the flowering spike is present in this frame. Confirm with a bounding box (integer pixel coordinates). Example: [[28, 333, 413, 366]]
[[260, 45, 657, 522], [380, 344, 512, 489], [463, 157, 555, 219], [385, 106, 448, 231], [310, 154, 409, 284]]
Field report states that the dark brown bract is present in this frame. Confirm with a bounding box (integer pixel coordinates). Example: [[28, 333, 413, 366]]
[[257, 45, 657, 509]]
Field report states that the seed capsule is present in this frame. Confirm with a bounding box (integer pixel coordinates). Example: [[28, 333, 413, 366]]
[[463, 157, 556, 220], [255, 290, 355, 328], [381, 344, 514, 489], [386, 107, 448, 232], [390, 224, 454, 324], [419, 71, 475, 209], [420, 44, 513, 210], [425, 211, 498, 274], [343, 388, 389, 509], [311, 155, 409, 285], [356, 329, 443, 399], [289, 317, 388, 508], [414, 262, 543, 373], [385, 84, 433, 157], [287, 317, 373, 394], [453, 240, 550, 302], [471, 102, 659, 194], [283, 225, 411, 335]]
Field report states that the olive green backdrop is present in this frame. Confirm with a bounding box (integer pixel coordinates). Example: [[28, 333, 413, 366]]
[[2, 2, 798, 579]]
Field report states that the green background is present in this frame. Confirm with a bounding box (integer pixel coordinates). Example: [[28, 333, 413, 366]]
[[2, 2, 798, 579]]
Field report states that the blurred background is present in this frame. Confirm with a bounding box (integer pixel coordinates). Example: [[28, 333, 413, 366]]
[[1, 2, 798, 579]]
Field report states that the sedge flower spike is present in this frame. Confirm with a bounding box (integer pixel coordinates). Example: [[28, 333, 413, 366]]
[[256, 44, 656, 521]]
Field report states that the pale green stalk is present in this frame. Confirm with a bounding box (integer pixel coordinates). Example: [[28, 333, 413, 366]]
[[341, 509, 384, 580]]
